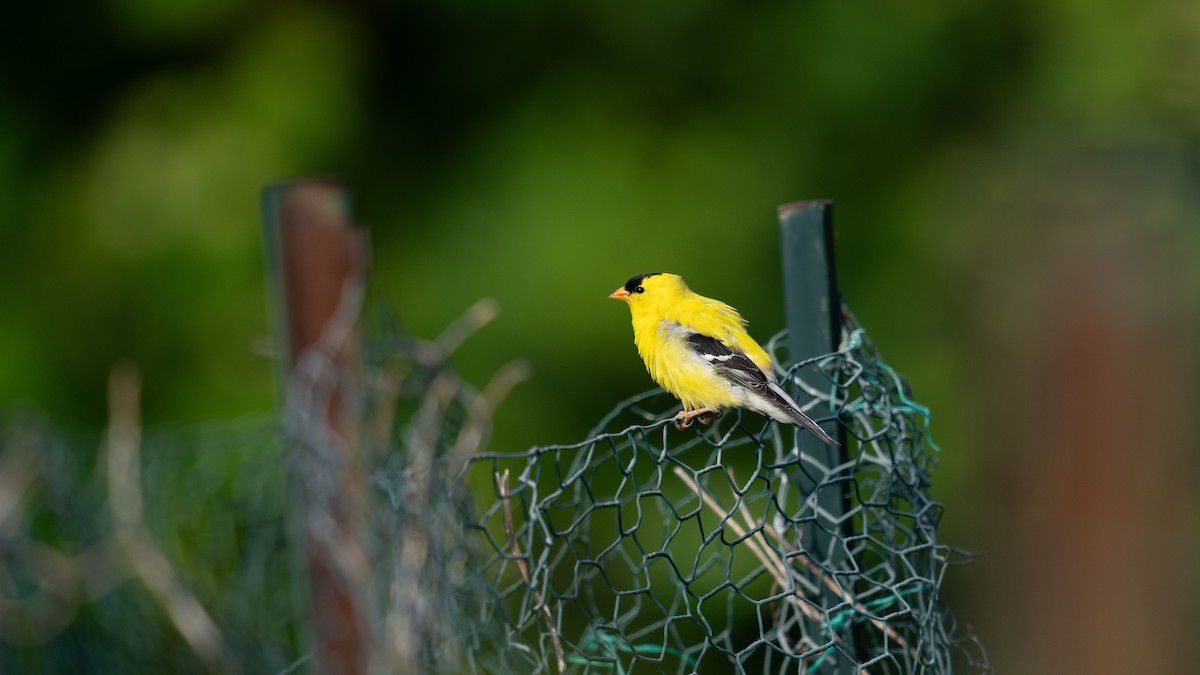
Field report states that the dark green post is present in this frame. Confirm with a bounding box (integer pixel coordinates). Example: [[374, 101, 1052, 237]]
[[778, 200, 855, 670]]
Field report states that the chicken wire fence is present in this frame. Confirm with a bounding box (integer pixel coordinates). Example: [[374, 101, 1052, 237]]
[[0, 299, 987, 675], [453, 309, 988, 675]]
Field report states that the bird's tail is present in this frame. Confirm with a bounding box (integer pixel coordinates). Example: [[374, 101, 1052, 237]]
[[766, 382, 839, 446]]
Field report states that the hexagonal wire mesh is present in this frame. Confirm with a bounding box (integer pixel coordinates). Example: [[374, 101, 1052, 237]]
[[0, 300, 987, 675], [442, 309, 989, 674]]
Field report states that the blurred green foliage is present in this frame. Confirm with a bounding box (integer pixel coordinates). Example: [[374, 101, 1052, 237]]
[[1, 0, 1198, 672]]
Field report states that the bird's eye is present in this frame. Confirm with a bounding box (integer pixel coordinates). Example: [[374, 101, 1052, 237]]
[[634, 285, 644, 293]]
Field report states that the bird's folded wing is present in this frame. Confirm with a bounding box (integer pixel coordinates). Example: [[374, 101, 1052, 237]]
[[684, 332, 770, 392], [683, 328, 838, 445]]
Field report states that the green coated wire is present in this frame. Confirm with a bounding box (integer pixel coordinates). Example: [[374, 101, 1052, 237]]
[[463, 315, 988, 674], [568, 631, 699, 673], [872, 358, 941, 453], [565, 587, 923, 674], [804, 586, 924, 673]]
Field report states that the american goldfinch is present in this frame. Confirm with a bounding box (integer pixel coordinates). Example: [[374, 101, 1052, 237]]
[[609, 272, 837, 445]]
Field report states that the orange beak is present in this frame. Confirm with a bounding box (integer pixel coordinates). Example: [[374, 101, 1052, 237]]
[[608, 286, 631, 302]]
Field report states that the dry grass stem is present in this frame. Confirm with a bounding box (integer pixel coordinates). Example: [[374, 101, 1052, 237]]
[[669, 468, 824, 631], [725, 469, 911, 655], [0, 442, 36, 535], [671, 466, 871, 673], [105, 364, 239, 675], [436, 298, 500, 356], [496, 470, 566, 673]]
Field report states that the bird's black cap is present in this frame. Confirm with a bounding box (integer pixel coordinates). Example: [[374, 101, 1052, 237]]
[[623, 272, 662, 294]]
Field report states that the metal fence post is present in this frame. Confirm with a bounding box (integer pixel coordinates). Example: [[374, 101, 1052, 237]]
[[262, 181, 369, 675], [778, 200, 856, 669]]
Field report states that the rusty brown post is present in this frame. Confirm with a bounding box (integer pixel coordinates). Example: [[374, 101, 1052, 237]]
[[262, 181, 369, 675]]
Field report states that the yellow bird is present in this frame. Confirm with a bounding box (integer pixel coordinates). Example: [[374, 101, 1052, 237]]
[[609, 272, 837, 445]]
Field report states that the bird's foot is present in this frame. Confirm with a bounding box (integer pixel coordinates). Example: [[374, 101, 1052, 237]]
[[674, 408, 720, 430]]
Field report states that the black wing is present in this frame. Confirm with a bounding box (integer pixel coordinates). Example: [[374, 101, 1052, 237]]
[[684, 331, 838, 445], [684, 333, 772, 393]]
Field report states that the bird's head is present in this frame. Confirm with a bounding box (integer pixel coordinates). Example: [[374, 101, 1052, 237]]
[[609, 272, 688, 311]]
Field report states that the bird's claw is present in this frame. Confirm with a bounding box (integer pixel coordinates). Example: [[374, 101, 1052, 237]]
[[673, 408, 719, 430]]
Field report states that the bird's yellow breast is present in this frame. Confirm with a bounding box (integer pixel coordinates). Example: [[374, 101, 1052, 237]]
[[627, 288, 774, 411], [633, 316, 740, 410]]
